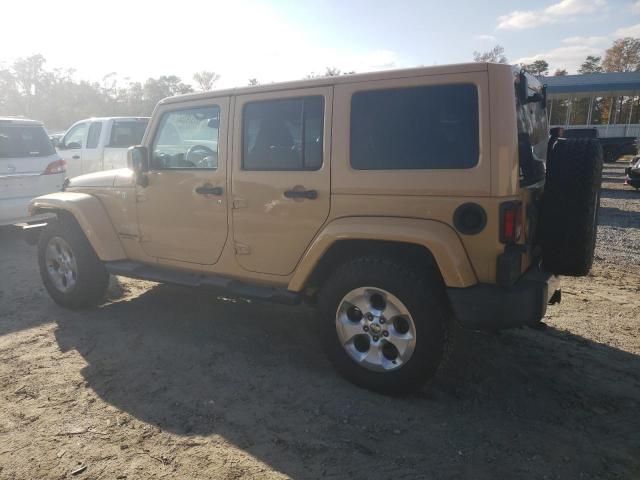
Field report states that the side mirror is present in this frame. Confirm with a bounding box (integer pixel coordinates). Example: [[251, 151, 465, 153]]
[[50, 137, 60, 148], [127, 146, 149, 186], [66, 141, 82, 150], [207, 117, 220, 128]]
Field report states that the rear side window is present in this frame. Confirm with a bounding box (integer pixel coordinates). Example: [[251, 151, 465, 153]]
[[0, 125, 55, 158], [242, 96, 324, 171], [350, 84, 479, 170], [86, 122, 102, 149], [109, 120, 148, 147]]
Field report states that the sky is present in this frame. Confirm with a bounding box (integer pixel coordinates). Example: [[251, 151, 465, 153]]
[[1, 0, 639, 88]]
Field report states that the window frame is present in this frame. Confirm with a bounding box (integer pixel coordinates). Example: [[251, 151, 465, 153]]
[[349, 83, 480, 171], [241, 95, 325, 172], [150, 104, 222, 171]]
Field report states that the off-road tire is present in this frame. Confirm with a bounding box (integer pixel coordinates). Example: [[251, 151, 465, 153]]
[[317, 257, 448, 394], [38, 215, 109, 309], [541, 138, 603, 276]]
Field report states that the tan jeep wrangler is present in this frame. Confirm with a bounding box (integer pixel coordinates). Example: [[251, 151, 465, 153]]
[[28, 63, 602, 393]]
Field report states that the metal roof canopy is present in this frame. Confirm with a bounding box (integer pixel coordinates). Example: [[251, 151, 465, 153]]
[[544, 72, 640, 98]]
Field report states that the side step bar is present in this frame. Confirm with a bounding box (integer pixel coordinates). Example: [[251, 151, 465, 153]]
[[105, 261, 301, 305]]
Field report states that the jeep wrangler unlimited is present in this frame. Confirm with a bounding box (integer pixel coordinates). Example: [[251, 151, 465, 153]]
[[28, 63, 602, 394]]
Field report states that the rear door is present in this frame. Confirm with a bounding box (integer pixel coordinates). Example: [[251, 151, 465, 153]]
[[231, 87, 332, 275], [81, 121, 105, 173]]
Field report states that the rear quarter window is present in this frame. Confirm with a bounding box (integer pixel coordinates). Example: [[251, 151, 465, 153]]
[[350, 84, 479, 170], [0, 125, 55, 158]]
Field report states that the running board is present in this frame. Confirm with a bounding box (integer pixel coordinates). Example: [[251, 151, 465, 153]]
[[104, 261, 301, 305]]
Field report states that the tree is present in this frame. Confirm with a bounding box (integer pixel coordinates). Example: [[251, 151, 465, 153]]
[[554, 68, 568, 76], [523, 60, 549, 76], [578, 56, 603, 74], [305, 67, 356, 79], [247, 78, 259, 86], [192, 70, 220, 91], [602, 38, 640, 72], [473, 45, 508, 64]]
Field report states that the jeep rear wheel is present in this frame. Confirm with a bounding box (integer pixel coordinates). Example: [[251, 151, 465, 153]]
[[317, 257, 447, 394], [38, 215, 109, 309]]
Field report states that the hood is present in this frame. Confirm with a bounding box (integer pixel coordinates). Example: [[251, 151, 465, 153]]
[[66, 168, 135, 189]]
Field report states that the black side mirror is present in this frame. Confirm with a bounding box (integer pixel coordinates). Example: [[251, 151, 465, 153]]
[[66, 141, 81, 149], [207, 117, 220, 128], [127, 145, 149, 186]]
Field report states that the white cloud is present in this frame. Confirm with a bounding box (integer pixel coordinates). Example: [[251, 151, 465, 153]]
[[517, 44, 602, 73], [498, 0, 606, 30], [562, 35, 610, 46], [632, 1, 640, 14], [473, 34, 497, 42], [614, 23, 640, 37]]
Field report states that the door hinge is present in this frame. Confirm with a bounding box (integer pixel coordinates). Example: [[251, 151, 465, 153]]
[[234, 242, 250, 255], [232, 198, 247, 209]]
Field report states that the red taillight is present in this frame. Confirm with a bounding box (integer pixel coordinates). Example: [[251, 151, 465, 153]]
[[500, 201, 523, 244], [42, 159, 66, 175]]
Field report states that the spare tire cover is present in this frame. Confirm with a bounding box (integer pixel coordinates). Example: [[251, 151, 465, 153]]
[[540, 138, 603, 276]]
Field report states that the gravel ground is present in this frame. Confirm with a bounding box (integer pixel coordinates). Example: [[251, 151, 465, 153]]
[[0, 161, 638, 479], [596, 160, 640, 269]]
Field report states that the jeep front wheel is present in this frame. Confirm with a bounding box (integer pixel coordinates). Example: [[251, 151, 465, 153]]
[[317, 257, 447, 394], [38, 215, 109, 309]]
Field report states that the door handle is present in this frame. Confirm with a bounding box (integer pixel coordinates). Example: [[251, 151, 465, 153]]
[[72, 155, 80, 159], [284, 189, 318, 200], [195, 185, 224, 195]]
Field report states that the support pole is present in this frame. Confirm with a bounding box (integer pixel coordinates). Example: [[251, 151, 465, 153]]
[[586, 96, 594, 126]]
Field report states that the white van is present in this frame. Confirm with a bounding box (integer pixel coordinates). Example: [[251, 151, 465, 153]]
[[0, 117, 65, 226]]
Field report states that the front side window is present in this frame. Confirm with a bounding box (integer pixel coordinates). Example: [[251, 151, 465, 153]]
[[86, 122, 102, 149], [243, 96, 324, 171], [110, 120, 148, 148], [62, 123, 88, 149], [152, 106, 220, 170], [350, 84, 479, 170], [0, 125, 55, 158]]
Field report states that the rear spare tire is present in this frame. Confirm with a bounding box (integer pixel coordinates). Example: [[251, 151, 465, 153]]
[[540, 138, 603, 276]]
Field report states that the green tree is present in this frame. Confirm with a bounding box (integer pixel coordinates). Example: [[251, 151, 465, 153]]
[[193, 70, 220, 91], [602, 38, 640, 72], [472, 45, 508, 64], [554, 68, 568, 76], [524, 60, 549, 76], [578, 55, 603, 74]]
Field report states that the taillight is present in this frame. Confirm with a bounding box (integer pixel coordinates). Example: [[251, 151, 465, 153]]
[[500, 201, 523, 244], [42, 159, 66, 175]]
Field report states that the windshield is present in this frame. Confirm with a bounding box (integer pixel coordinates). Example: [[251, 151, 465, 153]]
[[0, 124, 55, 158]]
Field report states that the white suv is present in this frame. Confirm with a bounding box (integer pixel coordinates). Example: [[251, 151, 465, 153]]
[[0, 117, 65, 226]]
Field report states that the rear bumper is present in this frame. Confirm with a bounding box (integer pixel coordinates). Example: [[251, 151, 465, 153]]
[[446, 267, 560, 331]]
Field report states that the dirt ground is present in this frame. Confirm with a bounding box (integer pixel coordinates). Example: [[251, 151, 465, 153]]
[[0, 162, 639, 480]]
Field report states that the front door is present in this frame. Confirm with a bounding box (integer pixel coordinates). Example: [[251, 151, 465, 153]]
[[136, 99, 229, 265], [58, 121, 88, 178], [231, 88, 332, 275]]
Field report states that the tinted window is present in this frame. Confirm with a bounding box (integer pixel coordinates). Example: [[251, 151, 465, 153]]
[[109, 120, 148, 147], [243, 96, 323, 171], [152, 106, 220, 170], [0, 125, 55, 158], [86, 122, 102, 149], [350, 84, 479, 170]]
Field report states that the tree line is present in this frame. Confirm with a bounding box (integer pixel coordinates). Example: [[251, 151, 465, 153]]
[[3, 38, 640, 131], [473, 37, 640, 76]]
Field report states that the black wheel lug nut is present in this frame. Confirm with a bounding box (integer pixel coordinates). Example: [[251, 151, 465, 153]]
[[363, 325, 369, 332], [365, 312, 374, 321], [383, 331, 389, 337], [380, 317, 386, 324], [373, 335, 379, 342]]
